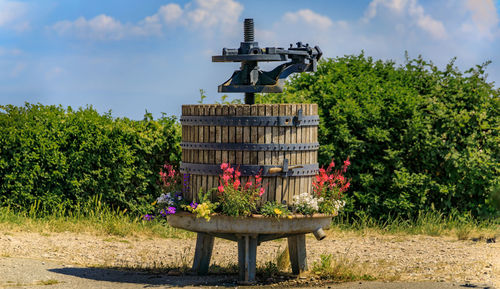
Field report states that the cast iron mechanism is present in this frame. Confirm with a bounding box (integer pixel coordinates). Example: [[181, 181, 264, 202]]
[[212, 18, 322, 104]]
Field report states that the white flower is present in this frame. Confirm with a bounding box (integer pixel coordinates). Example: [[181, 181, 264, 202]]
[[157, 193, 174, 205], [292, 193, 322, 213]]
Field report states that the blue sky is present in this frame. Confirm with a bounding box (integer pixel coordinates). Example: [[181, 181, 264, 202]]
[[1, 0, 499, 119]]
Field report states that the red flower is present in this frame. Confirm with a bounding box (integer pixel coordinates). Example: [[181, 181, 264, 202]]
[[222, 174, 231, 184], [343, 157, 351, 172], [259, 187, 265, 196], [218, 185, 224, 193], [327, 159, 335, 172], [220, 163, 229, 171], [244, 180, 252, 190], [233, 179, 240, 190]]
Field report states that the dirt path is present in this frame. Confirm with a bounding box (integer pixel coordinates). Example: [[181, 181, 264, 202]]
[[0, 230, 498, 288]]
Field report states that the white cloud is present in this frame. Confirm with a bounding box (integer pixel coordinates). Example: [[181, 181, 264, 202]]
[[0, 0, 30, 31], [282, 9, 334, 30], [461, 0, 499, 40], [158, 3, 183, 25], [52, 15, 126, 40], [364, 0, 447, 39], [49, 0, 243, 40]]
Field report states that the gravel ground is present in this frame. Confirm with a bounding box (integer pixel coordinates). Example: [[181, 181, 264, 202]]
[[0, 230, 498, 288]]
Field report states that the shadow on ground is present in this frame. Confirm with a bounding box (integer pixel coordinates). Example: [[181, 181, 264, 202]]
[[49, 267, 243, 287]]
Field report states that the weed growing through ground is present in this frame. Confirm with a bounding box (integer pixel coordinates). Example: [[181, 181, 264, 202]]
[[311, 253, 375, 281]]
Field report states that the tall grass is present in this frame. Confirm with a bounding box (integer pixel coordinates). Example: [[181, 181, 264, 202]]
[[0, 195, 193, 239], [330, 210, 499, 239], [1, 196, 497, 240]]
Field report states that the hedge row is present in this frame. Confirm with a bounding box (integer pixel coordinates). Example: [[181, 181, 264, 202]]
[[259, 54, 500, 218], [0, 104, 180, 214]]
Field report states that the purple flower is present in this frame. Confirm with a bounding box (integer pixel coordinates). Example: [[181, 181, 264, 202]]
[[183, 174, 190, 193], [190, 202, 198, 209], [142, 214, 154, 221], [159, 209, 167, 217], [167, 206, 176, 214]]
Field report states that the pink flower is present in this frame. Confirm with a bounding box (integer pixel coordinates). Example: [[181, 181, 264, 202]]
[[255, 175, 262, 185], [235, 170, 241, 178], [327, 159, 335, 171], [218, 185, 224, 193], [233, 179, 240, 190], [259, 187, 265, 196], [222, 174, 231, 183], [244, 180, 252, 190], [343, 157, 351, 172], [227, 167, 234, 175], [341, 182, 350, 192], [220, 163, 229, 171]]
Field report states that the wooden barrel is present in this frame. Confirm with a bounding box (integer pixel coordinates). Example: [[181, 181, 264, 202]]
[[180, 104, 319, 205]]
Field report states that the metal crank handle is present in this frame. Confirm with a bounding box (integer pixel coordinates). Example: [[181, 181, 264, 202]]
[[268, 165, 304, 174]]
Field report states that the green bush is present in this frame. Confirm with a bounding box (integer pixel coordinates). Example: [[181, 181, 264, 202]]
[[0, 103, 181, 214], [258, 53, 500, 219]]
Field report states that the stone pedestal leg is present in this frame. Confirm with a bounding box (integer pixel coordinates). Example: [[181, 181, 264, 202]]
[[237, 235, 257, 283], [192, 233, 214, 275], [288, 234, 307, 275]]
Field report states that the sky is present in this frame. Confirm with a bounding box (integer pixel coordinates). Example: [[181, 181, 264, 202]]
[[1, 0, 499, 119]]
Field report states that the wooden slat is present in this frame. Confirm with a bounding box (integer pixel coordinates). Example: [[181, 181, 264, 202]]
[[205, 105, 212, 198], [265, 105, 274, 202], [228, 105, 236, 165], [235, 105, 243, 165], [304, 104, 311, 198], [289, 104, 297, 199], [284, 104, 291, 204], [242, 105, 251, 192], [193, 105, 200, 202], [181, 106, 186, 163], [295, 104, 302, 199], [198, 105, 205, 201], [258, 104, 267, 203], [313, 104, 318, 163], [271, 104, 280, 202], [250, 105, 258, 165], [276, 104, 286, 204], [222, 105, 229, 163], [215, 105, 222, 202]]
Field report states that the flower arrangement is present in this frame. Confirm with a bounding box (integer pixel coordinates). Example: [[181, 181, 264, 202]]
[[216, 163, 265, 217], [311, 158, 350, 216], [183, 191, 218, 221], [152, 164, 188, 219], [145, 158, 351, 221]]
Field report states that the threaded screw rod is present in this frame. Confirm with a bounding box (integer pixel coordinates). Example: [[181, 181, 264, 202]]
[[244, 18, 256, 104], [244, 18, 254, 42]]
